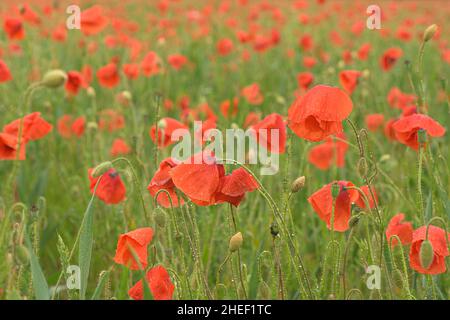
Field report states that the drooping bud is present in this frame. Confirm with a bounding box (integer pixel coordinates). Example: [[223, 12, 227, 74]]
[[291, 176, 306, 193], [121, 90, 132, 102], [362, 69, 370, 79], [157, 118, 167, 129], [41, 70, 67, 88], [154, 207, 166, 228], [331, 183, 340, 198], [92, 161, 113, 178], [419, 239, 434, 270], [423, 24, 438, 42], [87, 121, 98, 130], [357, 158, 368, 178], [229, 232, 243, 252]]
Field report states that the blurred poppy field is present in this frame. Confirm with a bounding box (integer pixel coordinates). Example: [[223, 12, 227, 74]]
[[0, 0, 449, 300]]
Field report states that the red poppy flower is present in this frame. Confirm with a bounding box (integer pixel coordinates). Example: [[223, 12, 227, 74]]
[[170, 151, 225, 206], [123, 63, 140, 80], [128, 265, 175, 300], [217, 38, 234, 56], [19, 4, 41, 25], [288, 85, 353, 142], [150, 118, 188, 148], [387, 87, 416, 110], [308, 181, 359, 232], [365, 113, 385, 132], [220, 98, 239, 118], [0, 60, 12, 83], [384, 118, 398, 141], [308, 133, 348, 170], [214, 168, 259, 207], [354, 185, 378, 209], [57, 115, 85, 138], [385, 213, 413, 247], [110, 138, 131, 157], [98, 110, 125, 132], [297, 72, 314, 91], [357, 43, 371, 60], [114, 227, 153, 270], [380, 47, 403, 71], [303, 56, 317, 69], [392, 114, 446, 150], [241, 83, 263, 105], [299, 34, 314, 51], [168, 54, 188, 70], [88, 168, 126, 204], [97, 63, 120, 88], [0, 132, 25, 160], [409, 225, 449, 275], [251, 113, 286, 153], [141, 52, 161, 77], [339, 70, 361, 95], [80, 5, 108, 36], [148, 157, 184, 208], [4, 18, 25, 40], [65, 71, 86, 96], [3, 112, 52, 142], [243, 112, 261, 128]]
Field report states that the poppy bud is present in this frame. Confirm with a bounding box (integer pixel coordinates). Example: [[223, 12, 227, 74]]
[[154, 207, 166, 228], [87, 87, 96, 97], [41, 69, 68, 88], [331, 183, 340, 198], [121, 90, 132, 102], [419, 239, 434, 269], [417, 129, 427, 145], [92, 161, 113, 178], [158, 118, 167, 129], [15, 245, 30, 265], [357, 157, 368, 178], [423, 24, 437, 42], [87, 121, 98, 130], [275, 95, 286, 105], [229, 232, 243, 252], [291, 176, 306, 193], [362, 69, 370, 79]]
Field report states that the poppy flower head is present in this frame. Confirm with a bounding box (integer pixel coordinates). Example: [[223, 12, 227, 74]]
[[308, 181, 359, 232], [251, 113, 286, 154], [297, 72, 314, 91], [380, 47, 403, 71], [150, 117, 188, 148], [288, 85, 353, 142], [4, 18, 25, 40], [4, 112, 52, 142], [97, 63, 120, 88], [148, 157, 184, 208], [88, 168, 126, 204], [0, 132, 26, 160], [214, 167, 259, 207], [365, 113, 385, 132], [128, 265, 175, 300], [308, 133, 348, 170], [354, 185, 378, 209], [65, 71, 86, 96], [114, 227, 154, 270], [339, 70, 361, 95], [409, 225, 449, 275], [385, 213, 413, 247], [98, 110, 125, 132], [392, 114, 446, 150], [110, 138, 131, 157], [168, 54, 188, 70], [80, 5, 108, 36], [241, 83, 264, 105], [0, 60, 12, 83]]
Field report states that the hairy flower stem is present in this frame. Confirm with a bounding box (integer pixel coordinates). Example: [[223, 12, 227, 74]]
[[341, 226, 356, 298], [218, 158, 314, 299], [417, 146, 425, 224], [272, 236, 285, 300], [229, 205, 247, 299]]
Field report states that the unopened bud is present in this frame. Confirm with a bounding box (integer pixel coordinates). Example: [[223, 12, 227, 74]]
[[157, 119, 167, 129], [41, 69, 67, 88], [87, 121, 98, 130], [419, 239, 434, 270], [229, 232, 243, 252], [291, 176, 306, 193], [87, 87, 96, 97], [423, 24, 437, 42], [357, 158, 368, 178], [154, 207, 166, 228], [92, 161, 113, 178]]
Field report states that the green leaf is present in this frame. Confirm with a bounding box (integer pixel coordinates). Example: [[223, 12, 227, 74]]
[[25, 229, 50, 300]]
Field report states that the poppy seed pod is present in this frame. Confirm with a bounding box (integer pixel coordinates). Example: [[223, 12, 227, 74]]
[[423, 24, 437, 42], [291, 176, 306, 193], [417, 129, 427, 145], [331, 183, 340, 198], [419, 239, 434, 269], [92, 161, 113, 178], [229, 232, 243, 252], [41, 69, 67, 88]]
